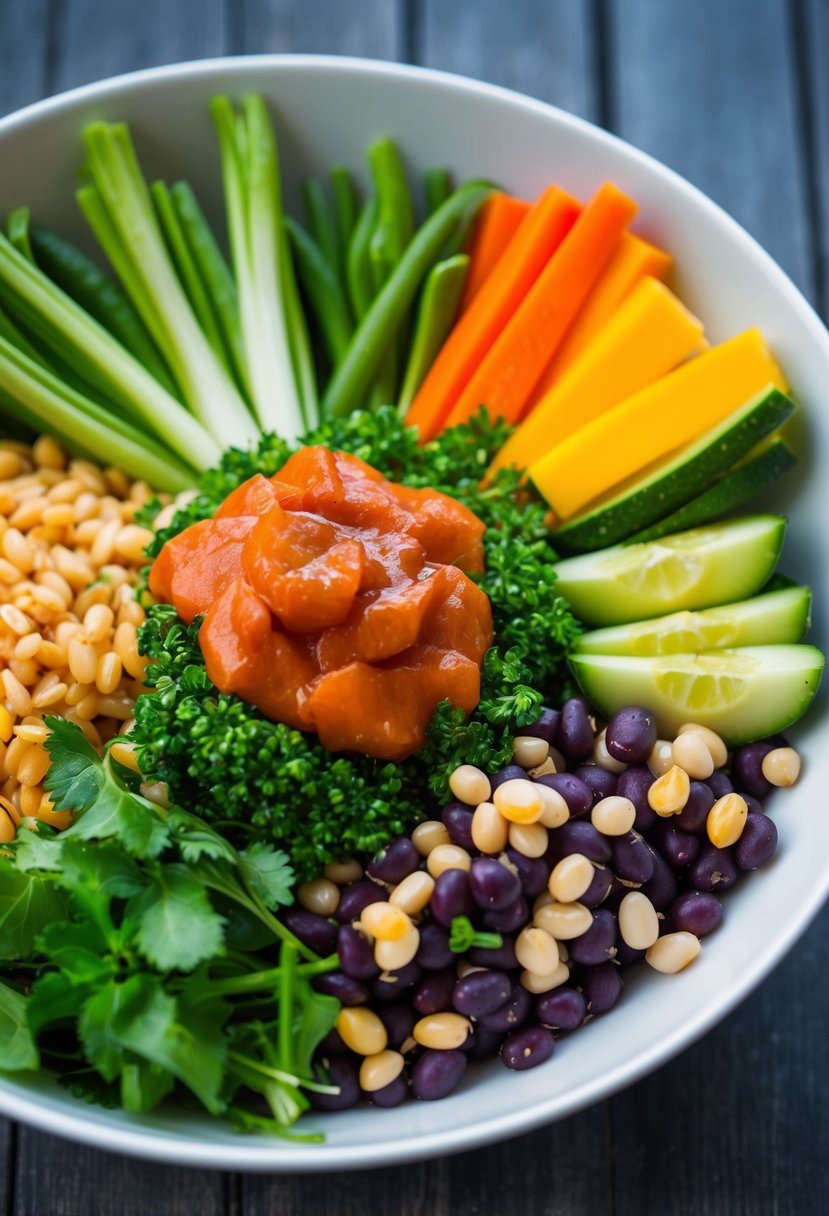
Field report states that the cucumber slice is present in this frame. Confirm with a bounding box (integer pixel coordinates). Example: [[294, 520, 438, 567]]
[[573, 585, 812, 656], [628, 437, 796, 543], [570, 645, 825, 744], [551, 514, 786, 626], [551, 387, 794, 553]]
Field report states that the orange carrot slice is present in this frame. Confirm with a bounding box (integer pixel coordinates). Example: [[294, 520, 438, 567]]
[[442, 182, 639, 431], [525, 232, 672, 409], [405, 185, 581, 441], [459, 193, 532, 311]]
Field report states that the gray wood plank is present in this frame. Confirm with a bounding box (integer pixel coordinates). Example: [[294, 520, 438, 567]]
[[242, 1108, 609, 1216], [0, 0, 50, 115], [803, 0, 829, 319], [611, 905, 829, 1216], [12, 1128, 233, 1216], [1, 1118, 13, 1212], [51, 0, 226, 93], [608, 0, 814, 300], [237, 0, 405, 59], [419, 0, 600, 123]]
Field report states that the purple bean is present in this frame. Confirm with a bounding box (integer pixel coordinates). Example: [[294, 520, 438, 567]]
[[369, 1075, 409, 1107], [706, 770, 733, 799], [501, 1024, 555, 1071], [573, 763, 618, 805], [378, 1002, 417, 1049], [675, 780, 715, 832], [654, 822, 700, 869], [611, 831, 655, 884], [431, 868, 474, 926], [468, 935, 519, 970], [731, 741, 776, 798], [535, 986, 586, 1030], [453, 969, 512, 1018], [558, 696, 595, 762], [284, 909, 338, 956], [478, 981, 532, 1032], [641, 849, 678, 910], [549, 820, 612, 863], [481, 896, 530, 933], [605, 706, 658, 765], [371, 961, 423, 1001], [313, 972, 370, 1006], [522, 706, 560, 745], [743, 793, 764, 816], [490, 765, 528, 791], [669, 891, 723, 937], [579, 863, 615, 908], [413, 969, 457, 1015], [536, 772, 593, 819], [506, 849, 550, 898], [581, 961, 624, 1014], [316, 1027, 348, 1056], [336, 879, 386, 924], [688, 844, 739, 892], [441, 803, 477, 852], [415, 923, 454, 970], [461, 1025, 504, 1060], [735, 812, 778, 870], [469, 857, 522, 911], [337, 924, 380, 980], [617, 766, 656, 831], [615, 940, 646, 966], [366, 836, 420, 884], [568, 908, 617, 966], [412, 1049, 467, 1100], [310, 1055, 360, 1110]]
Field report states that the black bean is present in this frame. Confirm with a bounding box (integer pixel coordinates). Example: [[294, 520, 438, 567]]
[[558, 696, 595, 762], [568, 908, 617, 966], [617, 766, 656, 831], [284, 908, 338, 955], [536, 771, 593, 818], [366, 837, 420, 884], [337, 923, 380, 980], [549, 820, 612, 863], [310, 1055, 360, 1110], [453, 969, 512, 1018], [522, 706, 560, 745], [501, 1024, 555, 1071], [469, 857, 522, 911], [411, 1049, 467, 1100], [336, 879, 386, 924], [735, 812, 778, 870], [413, 969, 457, 1015], [441, 803, 476, 852], [605, 706, 658, 765], [415, 923, 454, 971], [313, 972, 370, 1006], [506, 849, 550, 898], [573, 763, 618, 805], [369, 1075, 409, 1107], [431, 868, 474, 926], [581, 961, 624, 1014], [535, 986, 586, 1030]]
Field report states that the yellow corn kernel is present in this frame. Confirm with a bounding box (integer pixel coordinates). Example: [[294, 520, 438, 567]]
[[336, 1008, 388, 1056], [0, 705, 14, 744], [360, 901, 413, 942], [492, 778, 543, 824], [706, 793, 748, 848], [647, 764, 690, 816]]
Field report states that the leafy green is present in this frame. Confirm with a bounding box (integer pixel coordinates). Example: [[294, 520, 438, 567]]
[[134, 407, 581, 874], [0, 719, 338, 1133]]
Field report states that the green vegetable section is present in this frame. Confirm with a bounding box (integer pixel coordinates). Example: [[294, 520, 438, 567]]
[[0, 718, 339, 1136], [570, 645, 825, 743], [132, 407, 581, 879]]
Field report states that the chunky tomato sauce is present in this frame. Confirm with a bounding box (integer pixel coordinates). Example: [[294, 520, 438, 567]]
[[149, 447, 493, 760]]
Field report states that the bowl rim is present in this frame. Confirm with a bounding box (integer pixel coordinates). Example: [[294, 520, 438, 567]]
[[0, 51, 828, 1172]]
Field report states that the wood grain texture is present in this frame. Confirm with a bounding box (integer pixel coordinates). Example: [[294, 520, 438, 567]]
[[0, 0, 51, 114], [242, 1107, 610, 1216], [802, 0, 829, 318], [1, 1118, 13, 1212], [608, 0, 815, 300], [611, 905, 829, 1216], [49, 0, 226, 92], [419, 0, 600, 122], [11, 1129, 233, 1216], [236, 0, 404, 59]]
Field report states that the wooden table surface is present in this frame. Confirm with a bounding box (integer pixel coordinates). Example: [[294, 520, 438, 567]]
[[1, 1, 828, 1212]]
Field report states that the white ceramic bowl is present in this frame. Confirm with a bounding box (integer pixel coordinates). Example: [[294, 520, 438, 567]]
[[0, 54, 827, 1172]]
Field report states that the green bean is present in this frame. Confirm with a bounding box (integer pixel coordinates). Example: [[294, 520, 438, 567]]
[[151, 181, 231, 376], [330, 166, 358, 277], [279, 231, 319, 429], [322, 180, 492, 419], [286, 217, 354, 366], [169, 180, 250, 404], [424, 168, 452, 216], [398, 253, 469, 414], [303, 177, 340, 278], [7, 208, 35, 262], [347, 197, 379, 321], [368, 138, 414, 269]]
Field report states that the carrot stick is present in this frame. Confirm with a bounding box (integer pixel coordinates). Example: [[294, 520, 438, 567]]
[[524, 232, 671, 409], [459, 192, 531, 311], [404, 184, 581, 441], [442, 182, 638, 431]]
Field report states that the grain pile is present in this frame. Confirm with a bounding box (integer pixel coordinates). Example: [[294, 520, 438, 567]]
[[0, 435, 156, 841]]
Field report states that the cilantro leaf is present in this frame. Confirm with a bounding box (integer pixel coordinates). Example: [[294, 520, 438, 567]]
[[239, 843, 294, 910], [0, 981, 38, 1071], [28, 971, 91, 1036], [36, 923, 114, 986], [167, 807, 238, 865], [0, 858, 68, 960], [126, 864, 226, 973], [44, 718, 169, 858]]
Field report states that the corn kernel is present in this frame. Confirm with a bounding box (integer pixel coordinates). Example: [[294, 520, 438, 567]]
[[706, 792, 748, 848], [647, 765, 690, 816], [492, 778, 543, 824], [360, 901, 413, 942]]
